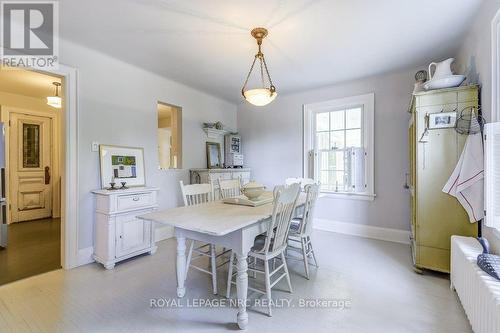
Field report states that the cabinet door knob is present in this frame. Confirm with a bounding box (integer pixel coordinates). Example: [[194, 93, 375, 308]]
[[133, 196, 140, 201]]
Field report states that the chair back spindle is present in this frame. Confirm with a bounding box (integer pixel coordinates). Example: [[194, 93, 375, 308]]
[[179, 181, 213, 206], [217, 178, 242, 199], [299, 184, 320, 235]]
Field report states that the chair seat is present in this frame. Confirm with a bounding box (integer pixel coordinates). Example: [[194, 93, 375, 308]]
[[290, 220, 301, 232], [252, 234, 268, 252], [250, 235, 288, 261]]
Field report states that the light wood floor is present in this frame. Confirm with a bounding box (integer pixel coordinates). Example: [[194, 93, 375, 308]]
[[0, 230, 472, 333], [0, 218, 61, 285]]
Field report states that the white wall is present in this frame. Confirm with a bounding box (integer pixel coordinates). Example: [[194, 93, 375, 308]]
[[455, 0, 500, 253], [238, 68, 419, 231], [455, 0, 500, 123], [59, 40, 237, 250]]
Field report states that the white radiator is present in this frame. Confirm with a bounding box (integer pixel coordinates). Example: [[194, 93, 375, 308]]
[[451, 236, 500, 333]]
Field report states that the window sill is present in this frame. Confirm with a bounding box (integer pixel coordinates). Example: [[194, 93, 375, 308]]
[[319, 191, 376, 201]]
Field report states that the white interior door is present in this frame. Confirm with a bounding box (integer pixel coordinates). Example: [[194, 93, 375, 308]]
[[157, 128, 171, 168], [9, 113, 53, 223]]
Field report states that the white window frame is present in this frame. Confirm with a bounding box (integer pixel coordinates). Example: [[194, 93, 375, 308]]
[[303, 93, 375, 201], [492, 9, 500, 122]]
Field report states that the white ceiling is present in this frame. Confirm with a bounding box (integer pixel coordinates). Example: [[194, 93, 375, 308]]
[[0, 68, 62, 99], [60, 0, 482, 103]]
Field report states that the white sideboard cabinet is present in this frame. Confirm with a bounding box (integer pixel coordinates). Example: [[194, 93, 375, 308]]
[[92, 187, 159, 269]]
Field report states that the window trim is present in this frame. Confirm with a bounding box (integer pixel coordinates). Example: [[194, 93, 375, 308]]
[[492, 9, 500, 122], [303, 93, 375, 200]]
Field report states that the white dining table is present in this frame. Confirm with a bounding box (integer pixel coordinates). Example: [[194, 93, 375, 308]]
[[138, 192, 305, 330]]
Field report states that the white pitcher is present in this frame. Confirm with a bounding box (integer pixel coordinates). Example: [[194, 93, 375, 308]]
[[428, 58, 454, 80]]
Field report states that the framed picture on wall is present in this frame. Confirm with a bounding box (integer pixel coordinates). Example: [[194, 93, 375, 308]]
[[99, 145, 146, 188], [428, 111, 457, 129], [206, 142, 222, 169]]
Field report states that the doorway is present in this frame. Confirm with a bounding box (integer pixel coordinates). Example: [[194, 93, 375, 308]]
[[0, 67, 63, 285], [157, 102, 182, 169]]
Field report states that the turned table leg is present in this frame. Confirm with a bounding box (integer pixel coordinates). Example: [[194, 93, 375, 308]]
[[236, 252, 249, 329], [176, 236, 187, 298]]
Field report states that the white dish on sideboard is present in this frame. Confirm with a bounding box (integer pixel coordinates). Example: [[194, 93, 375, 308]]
[[424, 75, 466, 90]]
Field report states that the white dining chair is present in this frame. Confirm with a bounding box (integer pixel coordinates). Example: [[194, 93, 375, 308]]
[[180, 181, 229, 294], [226, 183, 301, 316], [217, 178, 242, 199], [287, 183, 320, 279], [285, 177, 315, 189]]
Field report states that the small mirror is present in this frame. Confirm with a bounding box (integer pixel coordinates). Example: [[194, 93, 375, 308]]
[[157, 102, 182, 169], [206, 142, 222, 169]]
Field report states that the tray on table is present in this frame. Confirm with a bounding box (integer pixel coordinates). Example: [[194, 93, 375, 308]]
[[222, 192, 273, 207]]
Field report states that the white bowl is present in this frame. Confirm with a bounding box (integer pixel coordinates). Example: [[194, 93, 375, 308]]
[[242, 182, 266, 200], [424, 75, 466, 90]]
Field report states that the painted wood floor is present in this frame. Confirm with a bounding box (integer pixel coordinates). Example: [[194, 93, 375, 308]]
[[0, 218, 61, 285], [0, 230, 472, 333]]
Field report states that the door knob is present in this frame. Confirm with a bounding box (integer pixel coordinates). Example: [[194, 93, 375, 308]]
[[45, 166, 51, 184], [404, 173, 410, 189]]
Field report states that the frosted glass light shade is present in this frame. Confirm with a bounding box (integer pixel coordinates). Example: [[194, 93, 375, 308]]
[[47, 96, 62, 108], [243, 88, 277, 106]]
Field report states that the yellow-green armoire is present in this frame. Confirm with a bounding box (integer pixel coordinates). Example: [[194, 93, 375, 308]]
[[408, 85, 479, 273]]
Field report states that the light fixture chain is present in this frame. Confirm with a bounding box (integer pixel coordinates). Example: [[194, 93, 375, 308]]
[[241, 56, 258, 94], [262, 56, 274, 88], [259, 56, 265, 87]]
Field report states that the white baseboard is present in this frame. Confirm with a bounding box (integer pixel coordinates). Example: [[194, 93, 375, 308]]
[[313, 218, 410, 244], [155, 225, 174, 242], [77, 246, 95, 266], [75, 227, 173, 268]]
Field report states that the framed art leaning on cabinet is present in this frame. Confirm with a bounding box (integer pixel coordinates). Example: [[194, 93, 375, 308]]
[[99, 145, 146, 188]]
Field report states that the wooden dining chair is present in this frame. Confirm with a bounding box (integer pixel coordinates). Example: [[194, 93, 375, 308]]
[[226, 183, 301, 316], [287, 183, 320, 279], [285, 177, 315, 190], [180, 181, 229, 294], [217, 178, 242, 199]]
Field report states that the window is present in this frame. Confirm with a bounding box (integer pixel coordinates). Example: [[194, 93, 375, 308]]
[[485, 122, 500, 229], [303, 93, 375, 200], [23, 123, 40, 168], [157, 102, 182, 169]]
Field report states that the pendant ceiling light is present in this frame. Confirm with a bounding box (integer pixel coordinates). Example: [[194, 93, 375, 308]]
[[241, 27, 277, 106], [47, 81, 62, 108]]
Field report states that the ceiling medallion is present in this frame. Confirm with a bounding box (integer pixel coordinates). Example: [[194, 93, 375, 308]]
[[241, 27, 277, 107]]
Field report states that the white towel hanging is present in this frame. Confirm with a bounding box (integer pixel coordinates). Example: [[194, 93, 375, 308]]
[[442, 132, 484, 223]]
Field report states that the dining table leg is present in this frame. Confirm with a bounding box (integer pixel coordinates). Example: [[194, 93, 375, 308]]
[[176, 235, 187, 298], [235, 252, 249, 330]]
